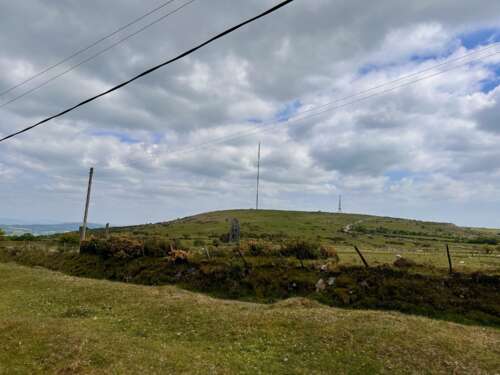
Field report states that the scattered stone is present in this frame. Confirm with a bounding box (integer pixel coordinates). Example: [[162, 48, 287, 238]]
[[360, 280, 369, 288], [315, 279, 326, 292], [327, 277, 336, 286]]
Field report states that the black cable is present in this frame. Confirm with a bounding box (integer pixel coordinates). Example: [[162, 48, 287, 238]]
[[0, 0, 295, 143], [0, 0, 196, 109], [0, 0, 180, 98]]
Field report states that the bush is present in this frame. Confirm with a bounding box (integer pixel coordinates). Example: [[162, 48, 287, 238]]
[[281, 239, 321, 266], [467, 237, 498, 245], [394, 257, 417, 268], [168, 250, 189, 264], [9, 233, 36, 241], [58, 233, 80, 245], [0, 229, 4, 241], [144, 237, 172, 257], [80, 237, 144, 259], [246, 241, 267, 256], [193, 239, 206, 247], [319, 245, 339, 261]]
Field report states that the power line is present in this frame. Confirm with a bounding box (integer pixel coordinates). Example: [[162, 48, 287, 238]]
[[0, 0, 182, 98], [156, 44, 500, 156], [0, 0, 197, 109], [0, 0, 296, 143], [159, 47, 500, 158]]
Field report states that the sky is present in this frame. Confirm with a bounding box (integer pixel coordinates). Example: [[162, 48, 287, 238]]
[[1, 0, 500, 227]]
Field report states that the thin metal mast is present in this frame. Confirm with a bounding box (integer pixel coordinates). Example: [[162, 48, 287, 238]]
[[256, 142, 261, 210]]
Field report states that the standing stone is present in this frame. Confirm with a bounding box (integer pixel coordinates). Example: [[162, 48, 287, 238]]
[[228, 218, 240, 243]]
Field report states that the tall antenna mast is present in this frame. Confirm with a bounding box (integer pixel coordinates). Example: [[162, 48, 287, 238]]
[[256, 142, 261, 210], [338, 194, 342, 213]]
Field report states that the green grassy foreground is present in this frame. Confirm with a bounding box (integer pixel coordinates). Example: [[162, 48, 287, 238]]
[[0, 263, 499, 374]]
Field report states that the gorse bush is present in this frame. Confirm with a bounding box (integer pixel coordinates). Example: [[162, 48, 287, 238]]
[[243, 240, 275, 256], [144, 237, 171, 257], [281, 239, 321, 266], [80, 236, 188, 259], [9, 233, 36, 241], [80, 237, 144, 259], [58, 233, 80, 245], [319, 245, 339, 261]]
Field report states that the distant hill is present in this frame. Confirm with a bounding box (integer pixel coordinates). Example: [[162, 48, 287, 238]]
[[108, 209, 499, 241], [0, 223, 103, 236]]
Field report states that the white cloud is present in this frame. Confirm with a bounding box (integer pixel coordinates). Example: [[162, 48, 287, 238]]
[[1, 0, 500, 226]]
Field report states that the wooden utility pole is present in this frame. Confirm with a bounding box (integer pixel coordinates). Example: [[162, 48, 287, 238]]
[[80, 167, 94, 245], [256, 142, 261, 210]]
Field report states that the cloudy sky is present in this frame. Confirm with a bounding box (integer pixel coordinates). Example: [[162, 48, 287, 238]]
[[1, 0, 500, 227]]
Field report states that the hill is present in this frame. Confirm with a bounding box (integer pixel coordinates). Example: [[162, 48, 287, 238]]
[[111, 209, 497, 241], [0, 263, 498, 374], [103, 209, 499, 272]]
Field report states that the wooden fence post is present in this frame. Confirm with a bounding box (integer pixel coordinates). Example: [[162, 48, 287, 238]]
[[446, 244, 453, 274], [354, 245, 369, 268]]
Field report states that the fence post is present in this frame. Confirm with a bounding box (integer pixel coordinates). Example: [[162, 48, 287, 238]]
[[446, 244, 453, 274], [354, 245, 369, 268]]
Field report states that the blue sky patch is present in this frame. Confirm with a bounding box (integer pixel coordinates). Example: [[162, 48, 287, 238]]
[[385, 170, 413, 182], [480, 64, 500, 93], [459, 28, 500, 49], [92, 130, 140, 144], [275, 99, 302, 122]]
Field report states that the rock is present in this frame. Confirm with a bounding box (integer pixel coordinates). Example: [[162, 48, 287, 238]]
[[327, 277, 336, 286], [360, 280, 369, 288], [315, 279, 326, 292]]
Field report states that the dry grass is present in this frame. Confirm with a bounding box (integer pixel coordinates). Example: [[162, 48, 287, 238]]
[[0, 262, 499, 374]]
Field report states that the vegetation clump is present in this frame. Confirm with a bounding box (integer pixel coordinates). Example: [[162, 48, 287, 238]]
[[80, 237, 145, 259], [281, 239, 321, 266]]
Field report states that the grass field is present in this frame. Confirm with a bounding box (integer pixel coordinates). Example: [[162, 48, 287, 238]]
[[1, 262, 499, 374]]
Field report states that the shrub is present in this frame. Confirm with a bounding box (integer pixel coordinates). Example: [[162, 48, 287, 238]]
[[246, 241, 267, 256], [281, 239, 321, 266], [58, 233, 80, 245], [467, 237, 498, 245], [193, 239, 206, 247], [168, 250, 189, 264], [80, 237, 144, 259], [144, 237, 172, 257], [394, 257, 417, 268], [319, 245, 339, 261], [10, 233, 36, 241], [0, 229, 4, 241]]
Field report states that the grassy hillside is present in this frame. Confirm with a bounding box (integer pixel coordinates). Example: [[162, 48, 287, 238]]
[[0, 263, 499, 374], [104, 209, 500, 272]]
